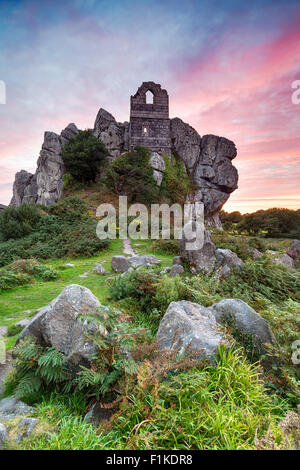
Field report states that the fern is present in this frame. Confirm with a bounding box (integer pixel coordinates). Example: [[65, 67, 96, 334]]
[[11, 337, 69, 400], [76, 306, 145, 399]]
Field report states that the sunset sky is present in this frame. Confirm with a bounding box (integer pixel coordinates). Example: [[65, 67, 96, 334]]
[[0, 0, 299, 212]]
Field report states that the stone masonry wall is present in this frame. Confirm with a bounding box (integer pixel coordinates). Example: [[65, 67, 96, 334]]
[[129, 82, 171, 154]]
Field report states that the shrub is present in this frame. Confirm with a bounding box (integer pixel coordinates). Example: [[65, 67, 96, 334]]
[[61, 130, 109, 183], [0, 203, 42, 241], [0, 197, 110, 266], [105, 147, 159, 205], [7, 324, 23, 337], [160, 152, 194, 204], [0, 259, 58, 290], [150, 239, 180, 255], [219, 258, 300, 304]]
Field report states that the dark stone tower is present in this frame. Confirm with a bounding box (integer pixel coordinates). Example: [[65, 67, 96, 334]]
[[129, 82, 171, 154]]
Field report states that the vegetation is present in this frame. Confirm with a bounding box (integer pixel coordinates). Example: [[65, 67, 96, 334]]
[[0, 197, 109, 266], [61, 130, 109, 183], [106, 146, 159, 205], [0, 259, 57, 290], [221, 208, 300, 238], [0, 203, 41, 241], [160, 152, 194, 205]]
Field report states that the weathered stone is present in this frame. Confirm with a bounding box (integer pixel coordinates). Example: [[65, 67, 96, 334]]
[[149, 152, 166, 172], [10, 123, 79, 207], [10, 170, 35, 206], [0, 397, 34, 421], [274, 253, 295, 269], [172, 256, 183, 266], [211, 299, 276, 351], [111, 256, 131, 272], [169, 265, 184, 277], [128, 255, 161, 268], [17, 417, 38, 441], [85, 402, 113, 426], [16, 285, 101, 372], [160, 267, 171, 274], [215, 248, 244, 271], [215, 264, 232, 281], [248, 247, 263, 260], [0, 423, 8, 448], [152, 170, 163, 186], [288, 240, 300, 263], [94, 108, 129, 156], [170, 118, 201, 170], [14, 319, 31, 329], [129, 82, 171, 155], [180, 225, 216, 274], [93, 263, 108, 275], [157, 301, 226, 364]]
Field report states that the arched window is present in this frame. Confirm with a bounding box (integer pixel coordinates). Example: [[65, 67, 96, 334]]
[[145, 90, 154, 104]]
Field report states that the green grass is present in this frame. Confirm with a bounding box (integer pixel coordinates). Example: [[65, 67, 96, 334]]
[[11, 349, 290, 450]]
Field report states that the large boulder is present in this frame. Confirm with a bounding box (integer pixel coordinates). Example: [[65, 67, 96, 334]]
[[211, 299, 276, 352], [111, 254, 161, 272], [149, 152, 165, 186], [170, 118, 201, 170], [93, 108, 129, 158], [180, 225, 216, 274], [215, 248, 244, 271], [35, 124, 79, 205], [16, 285, 101, 372], [170, 123, 238, 225], [274, 253, 294, 269], [0, 397, 34, 422], [287, 240, 300, 263], [157, 300, 226, 364], [10, 170, 35, 206], [10, 123, 79, 207]]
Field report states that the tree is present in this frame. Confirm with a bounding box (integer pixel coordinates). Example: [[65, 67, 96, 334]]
[[61, 130, 108, 183]]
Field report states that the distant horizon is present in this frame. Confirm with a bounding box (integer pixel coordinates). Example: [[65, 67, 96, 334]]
[[0, 0, 299, 212]]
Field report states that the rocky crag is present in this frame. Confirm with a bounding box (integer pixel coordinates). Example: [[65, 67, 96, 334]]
[[10, 82, 238, 226]]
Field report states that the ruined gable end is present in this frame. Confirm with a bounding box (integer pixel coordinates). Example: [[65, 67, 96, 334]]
[[129, 81, 171, 155]]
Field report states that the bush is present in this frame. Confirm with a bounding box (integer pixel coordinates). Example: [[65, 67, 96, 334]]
[[160, 152, 194, 204], [150, 239, 180, 255], [0, 197, 110, 266], [0, 259, 58, 290], [105, 147, 159, 205], [219, 258, 300, 304], [0, 203, 42, 241], [61, 130, 108, 183]]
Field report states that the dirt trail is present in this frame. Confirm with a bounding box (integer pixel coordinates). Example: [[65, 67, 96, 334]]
[[122, 238, 136, 256]]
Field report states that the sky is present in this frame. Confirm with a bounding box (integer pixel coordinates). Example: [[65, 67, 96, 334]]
[[0, 0, 299, 213]]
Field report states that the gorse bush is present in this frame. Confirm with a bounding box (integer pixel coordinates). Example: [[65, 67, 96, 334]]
[[0, 203, 41, 241], [61, 130, 109, 183], [0, 197, 110, 266]]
